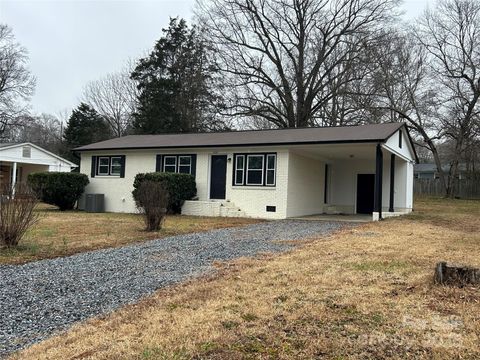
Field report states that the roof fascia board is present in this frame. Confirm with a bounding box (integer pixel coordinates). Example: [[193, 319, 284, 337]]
[[0, 157, 61, 166], [381, 144, 412, 162], [75, 139, 385, 152]]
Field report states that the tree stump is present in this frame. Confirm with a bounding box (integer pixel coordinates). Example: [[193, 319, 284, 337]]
[[434, 262, 480, 286]]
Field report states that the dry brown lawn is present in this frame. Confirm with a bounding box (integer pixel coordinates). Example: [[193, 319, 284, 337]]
[[12, 197, 480, 359], [0, 205, 259, 264]]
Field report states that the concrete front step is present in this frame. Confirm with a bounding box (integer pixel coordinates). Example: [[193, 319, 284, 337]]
[[181, 200, 245, 218], [220, 205, 246, 218]]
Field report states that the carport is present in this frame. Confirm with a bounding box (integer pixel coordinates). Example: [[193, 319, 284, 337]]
[[285, 128, 417, 221], [0, 143, 76, 194]]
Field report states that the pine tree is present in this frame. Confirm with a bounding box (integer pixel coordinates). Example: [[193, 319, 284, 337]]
[[131, 18, 225, 134], [63, 103, 112, 163]]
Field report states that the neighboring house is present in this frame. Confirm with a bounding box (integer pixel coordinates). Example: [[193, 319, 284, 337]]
[[75, 122, 417, 221], [414, 163, 469, 180], [0, 143, 77, 192], [414, 163, 438, 179]]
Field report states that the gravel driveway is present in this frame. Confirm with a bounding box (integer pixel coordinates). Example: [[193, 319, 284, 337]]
[[0, 220, 349, 356]]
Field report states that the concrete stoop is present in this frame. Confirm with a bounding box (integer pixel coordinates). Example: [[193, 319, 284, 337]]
[[181, 200, 246, 218]]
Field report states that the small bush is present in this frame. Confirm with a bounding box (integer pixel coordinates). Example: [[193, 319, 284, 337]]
[[135, 180, 169, 231], [132, 172, 196, 214], [28, 172, 89, 211], [0, 183, 39, 247]]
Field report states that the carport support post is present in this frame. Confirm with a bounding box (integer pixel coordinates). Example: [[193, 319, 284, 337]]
[[389, 154, 395, 212], [11, 161, 17, 197], [374, 144, 383, 219]]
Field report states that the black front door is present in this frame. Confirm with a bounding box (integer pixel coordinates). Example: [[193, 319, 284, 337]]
[[356, 174, 375, 214], [210, 155, 227, 199]]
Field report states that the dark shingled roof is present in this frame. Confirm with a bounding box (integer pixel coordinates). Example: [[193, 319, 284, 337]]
[[75, 122, 404, 151]]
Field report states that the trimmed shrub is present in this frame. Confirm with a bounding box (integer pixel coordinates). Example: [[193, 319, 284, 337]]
[[0, 183, 39, 247], [132, 172, 196, 214], [135, 180, 169, 231], [28, 172, 89, 211]]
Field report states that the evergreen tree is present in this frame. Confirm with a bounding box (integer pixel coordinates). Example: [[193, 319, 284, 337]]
[[131, 18, 225, 134], [63, 103, 112, 163]]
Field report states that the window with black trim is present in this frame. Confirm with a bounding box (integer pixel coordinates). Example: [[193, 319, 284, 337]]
[[246, 155, 264, 185], [178, 156, 192, 174], [110, 157, 122, 175], [234, 155, 245, 185], [158, 154, 196, 175], [97, 156, 122, 176], [265, 154, 276, 186], [163, 156, 177, 173], [233, 153, 276, 187]]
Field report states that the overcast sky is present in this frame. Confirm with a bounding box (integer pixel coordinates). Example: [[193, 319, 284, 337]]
[[1, 0, 430, 118]]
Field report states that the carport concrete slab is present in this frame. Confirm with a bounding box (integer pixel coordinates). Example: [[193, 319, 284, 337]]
[[291, 214, 372, 222]]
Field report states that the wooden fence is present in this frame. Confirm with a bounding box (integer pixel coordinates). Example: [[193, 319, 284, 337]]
[[414, 178, 480, 199]]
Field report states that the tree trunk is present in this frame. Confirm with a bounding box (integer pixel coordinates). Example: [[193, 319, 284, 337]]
[[430, 142, 449, 197], [434, 262, 480, 286], [446, 136, 464, 198]]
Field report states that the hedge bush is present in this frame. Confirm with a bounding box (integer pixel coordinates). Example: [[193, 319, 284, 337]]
[[28, 172, 89, 211], [132, 172, 196, 214]]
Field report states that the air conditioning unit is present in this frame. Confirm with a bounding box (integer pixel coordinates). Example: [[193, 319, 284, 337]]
[[85, 193, 105, 213]]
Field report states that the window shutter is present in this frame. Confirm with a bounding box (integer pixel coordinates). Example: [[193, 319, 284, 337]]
[[155, 155, 162, 172], [119, 155, 126, 178], [91, 156, 97, 178], [191, 154, 197, 177]]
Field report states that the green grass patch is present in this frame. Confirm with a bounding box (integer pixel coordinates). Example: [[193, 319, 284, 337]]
[[221, 320, 240, 330], [0, 242, 40, 260], [200, 341, 220, 353], [141, 346, 189, 360], [349, 260, 412, 273], [241, 312, 259, 322]]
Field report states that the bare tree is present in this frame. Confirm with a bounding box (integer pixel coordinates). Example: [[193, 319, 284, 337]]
[[0, 183, 38, 248], [82, 63, 138, 137], [197, 0, 398, 128], [8, 113, 64, 153], [0, 24, 35, 139], [356, 32, 451, 194], [411, 0, 480, 196]]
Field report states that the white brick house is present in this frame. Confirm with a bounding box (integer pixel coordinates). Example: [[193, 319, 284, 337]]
[[75, 123, 417, 220]]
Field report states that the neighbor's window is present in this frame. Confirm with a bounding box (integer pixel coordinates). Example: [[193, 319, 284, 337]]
[[97, 156, 122, 176], [22, 146, 31, 158], [233, 153, 276, 187]]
